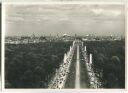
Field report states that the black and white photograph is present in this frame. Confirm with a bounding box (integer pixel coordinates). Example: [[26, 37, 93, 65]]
[[4, 3, 125, 89]]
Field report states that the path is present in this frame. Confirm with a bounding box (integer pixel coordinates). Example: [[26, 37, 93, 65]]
[[75, 45, 80, 88]]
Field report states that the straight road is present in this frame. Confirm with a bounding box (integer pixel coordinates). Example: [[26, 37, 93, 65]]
[[65, 40, 90, 89], [49, 40, 90, 89], [75, 45, 80, 88]]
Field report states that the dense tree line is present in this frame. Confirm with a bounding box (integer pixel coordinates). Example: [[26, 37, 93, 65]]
[[5, 41, 72, 88], [84, 40, 125, 88]]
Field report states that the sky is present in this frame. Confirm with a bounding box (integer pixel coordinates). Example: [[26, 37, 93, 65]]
[[5, 4, 125, 36]]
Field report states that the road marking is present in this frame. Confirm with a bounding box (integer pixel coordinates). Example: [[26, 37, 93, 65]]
[[75, 45, 80, 88]]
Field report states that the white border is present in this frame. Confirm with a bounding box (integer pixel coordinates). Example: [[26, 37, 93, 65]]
[[1, 2, 127, 93], [125, 0, 128, 91], [1, 2, 125, 5], [2, 2, 5, 91], [2, 0, 125, 4]]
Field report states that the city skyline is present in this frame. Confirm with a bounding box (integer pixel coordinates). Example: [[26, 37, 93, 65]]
[[5, 4, 125, 36]]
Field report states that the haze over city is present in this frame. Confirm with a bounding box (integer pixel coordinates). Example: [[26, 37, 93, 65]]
[[5, 4, 125, 37]]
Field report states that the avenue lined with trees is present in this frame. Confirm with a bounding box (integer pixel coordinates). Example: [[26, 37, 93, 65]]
[[5, 39, 125, 88], [85, 40, 125, 88]]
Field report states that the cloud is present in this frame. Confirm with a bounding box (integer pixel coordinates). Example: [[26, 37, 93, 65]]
[[5, 4, 125, 36], [92, 8, 104, 15], [91, 6, 122, 17]]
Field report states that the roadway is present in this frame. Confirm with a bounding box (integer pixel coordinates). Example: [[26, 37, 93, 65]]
[[49, 40, 90, 89], [65, 40, 90, 89]]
